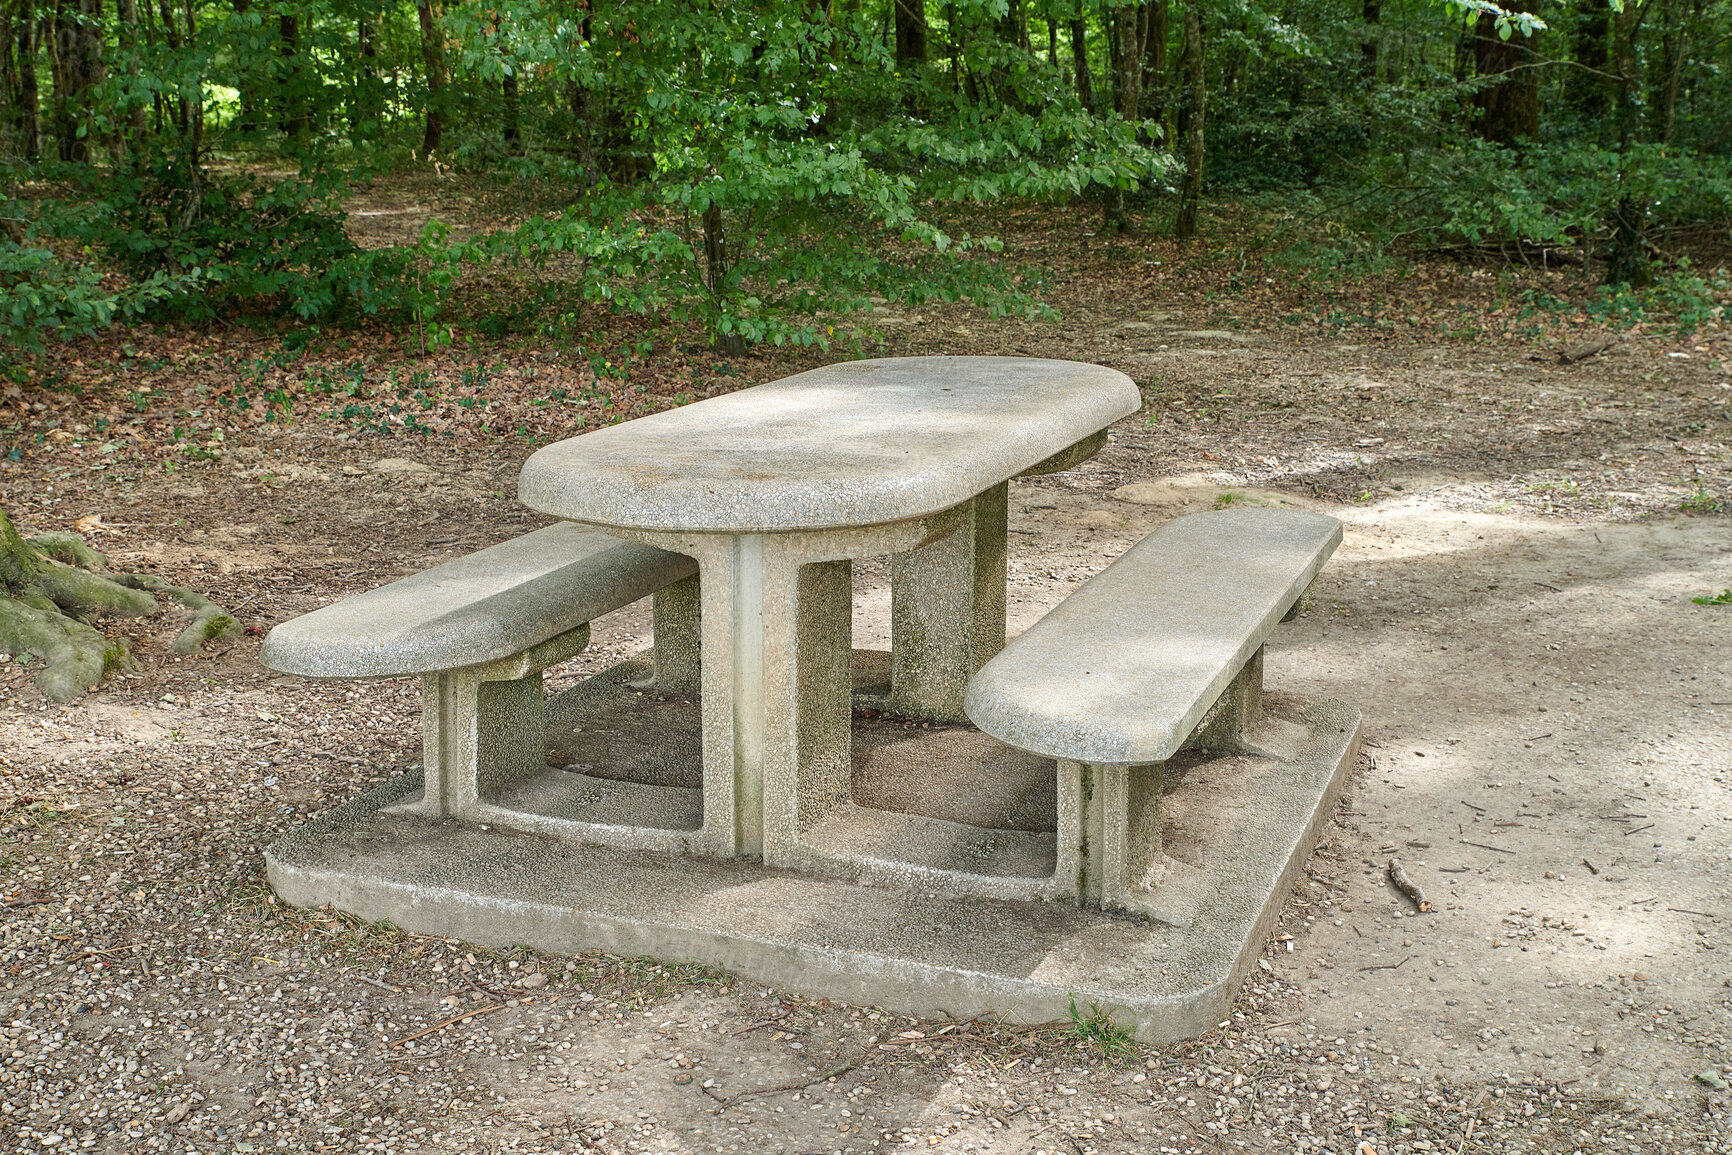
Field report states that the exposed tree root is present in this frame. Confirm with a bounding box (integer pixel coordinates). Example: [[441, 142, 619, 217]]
[[115, 574, 240, 655], [0, 593, 130, 703], [1, 505, 237, 700]]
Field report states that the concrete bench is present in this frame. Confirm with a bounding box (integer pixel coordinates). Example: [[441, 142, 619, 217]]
[[260, 522, 697, 819], [963, 507, 1343, 922]]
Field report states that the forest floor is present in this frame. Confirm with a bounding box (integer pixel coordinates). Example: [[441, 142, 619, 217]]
[[0, 185, 1729, 1154]]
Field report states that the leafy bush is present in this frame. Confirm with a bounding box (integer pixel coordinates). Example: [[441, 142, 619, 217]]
[[0, 239, 186, 366], [34, 152, 420, 325]]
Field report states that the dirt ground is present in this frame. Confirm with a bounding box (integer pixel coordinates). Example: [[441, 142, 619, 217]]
[[1, 199, 1729, 1154]]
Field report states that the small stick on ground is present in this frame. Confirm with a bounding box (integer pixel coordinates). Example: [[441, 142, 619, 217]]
[[387, 1004, 503, 1047], [1387, 858, 1431, 912]]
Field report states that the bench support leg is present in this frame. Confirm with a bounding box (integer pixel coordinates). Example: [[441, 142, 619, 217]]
[[408, 669, 546, 818], [1186, 646, 1264, 752], [890, 482, 1007, 721], [650, 573, 702, 696], [1059, 760, 1167, 910], [394, 625, 592, 821]]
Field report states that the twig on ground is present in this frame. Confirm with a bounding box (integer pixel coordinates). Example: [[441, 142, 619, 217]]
[[66, 943, 139, 962], [714, 1062, 858, 1108], [1623, 824, 1655, 837], [1458, 800, 1486, 814], [387, 1004, 504, 1047], [1387, 859, 1432, 912], [1358, 956, 1413, 973], [1460, 840, 1517, 855]]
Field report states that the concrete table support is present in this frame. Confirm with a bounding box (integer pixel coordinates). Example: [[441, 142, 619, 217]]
[[618, 507, 965, 862], [889, 482, 1008, 721], [647, 574, 703, 696]]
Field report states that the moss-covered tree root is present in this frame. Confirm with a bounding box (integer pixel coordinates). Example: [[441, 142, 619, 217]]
[[1, 506, 239, 701]]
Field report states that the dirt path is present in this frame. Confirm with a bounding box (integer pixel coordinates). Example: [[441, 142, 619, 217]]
[[1, 221, 1728, 1152]]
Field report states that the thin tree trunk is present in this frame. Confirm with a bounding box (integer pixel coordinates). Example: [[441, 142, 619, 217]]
[[1569, 0, 1610, 120], [495, 14, 519, 151], [416, 0, 445, 154], [1651, 0, 1684, 143], [1173, 0, 1204, 238], [1472, 2, 1540, 144], [50, 0, 102, 163], [1112, 0, 1140, 119], [1605, 0, 1648, 286], [1361, 0, 1380, 77], [1143, 0, 1166, 132], [278, 13, 310, 141], [5, 0, 39, 159], [231, 0, 261, 134], [116, 0, 146, 154], [702, 205, 745, 356], [1069, 16, 1093, 110], [353, 13, 380, 139], [1099, 0, 1141, 231], [893, 0, 927, 62]]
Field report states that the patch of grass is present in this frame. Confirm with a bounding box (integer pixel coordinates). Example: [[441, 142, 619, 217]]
[[1067, 994, 1136, 1054], [1214, 492, 1241, 509], [1693, 589, 1732, 606], [1681, 487, 1724, 514]]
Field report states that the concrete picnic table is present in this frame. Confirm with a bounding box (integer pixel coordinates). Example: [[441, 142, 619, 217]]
[[518, 356, 1139, 863]]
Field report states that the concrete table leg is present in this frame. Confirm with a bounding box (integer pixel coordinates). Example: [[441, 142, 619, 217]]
[[617, 508, 965, 862], [649, 573, 702, 695], [691, 537, 853, 860], [890, 482, 1007, 721]]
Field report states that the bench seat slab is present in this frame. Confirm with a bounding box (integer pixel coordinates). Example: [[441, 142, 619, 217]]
[[260, 522, 695, 679], [963, 507, 1343, 766]]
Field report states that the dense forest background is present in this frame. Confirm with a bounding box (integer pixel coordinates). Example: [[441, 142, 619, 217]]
[[0, 0, 1728, 359]]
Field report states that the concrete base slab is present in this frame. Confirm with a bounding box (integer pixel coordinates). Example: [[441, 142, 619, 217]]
[[266, 697, 1359, 1043]]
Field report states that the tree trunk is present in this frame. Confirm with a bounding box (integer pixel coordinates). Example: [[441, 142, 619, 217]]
[[1361, 0, 1381, 78], [1069, 17, 1093, 111], [1650, 0, 1684, 143], [278, 13, 310, 141], [1112, 0, 1140, 120], [416, 0, 445, 154], [1, 0, 37, 159], [893, 0, 927, 63], [1604, 0, 1649, 286], [1142, 0, 1167, 133], [50, 0, 101, 163], [1098, 0, 1142, 232], [1173, 0, 1204, 238], [353, 12, 381, 139], [1472, 4, 1540, 145], [116, 0, 147, 154], [702, 205, 746, 356], [1568, 0, 1610, 121], [496, 13, 519, 152]]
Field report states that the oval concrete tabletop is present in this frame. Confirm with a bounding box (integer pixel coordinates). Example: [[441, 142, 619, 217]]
[[518, 357, 1140, 533]]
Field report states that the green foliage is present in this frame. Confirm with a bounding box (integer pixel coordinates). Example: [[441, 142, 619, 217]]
[[0, 237, 186, 365], [1692, 590, 1732, 606], [1066, 994, 1136, 1053], [1681, 488, 1726, 515], [32, 153, 419, 325]]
